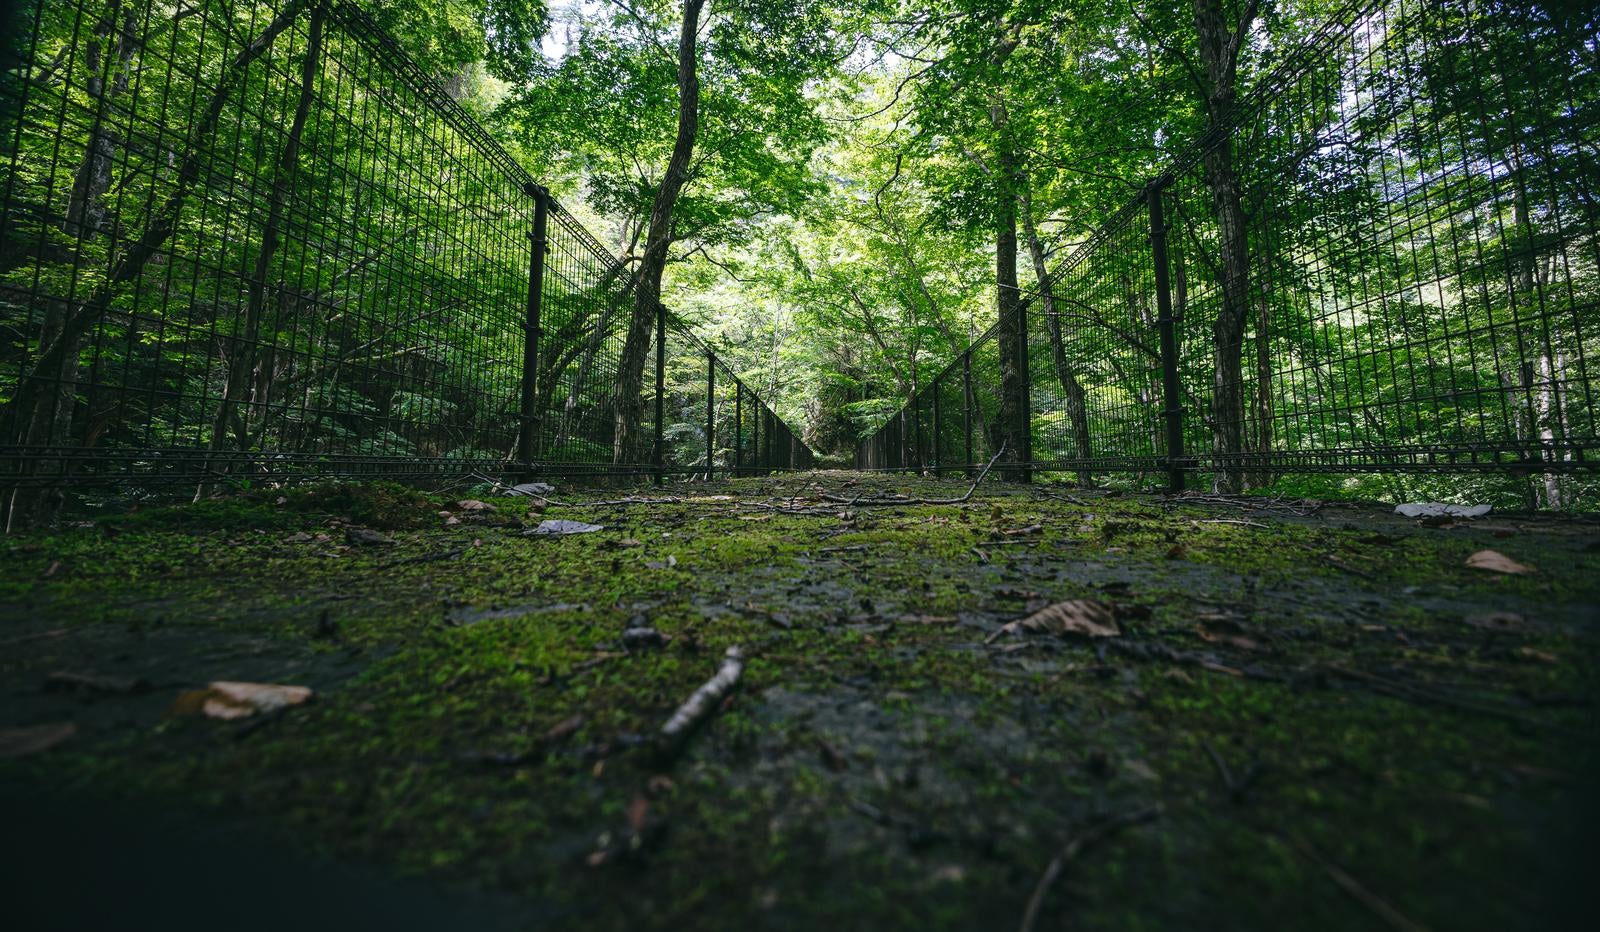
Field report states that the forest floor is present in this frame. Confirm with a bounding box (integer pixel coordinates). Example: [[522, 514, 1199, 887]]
[[2, 471, 1597, 931]]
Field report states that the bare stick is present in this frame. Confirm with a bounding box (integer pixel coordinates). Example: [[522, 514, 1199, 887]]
[[822, 442, 1008, 507], [1292, 836, 1431, 932], [1019, 804, 1162, 932], [660, 646, 745, 748]]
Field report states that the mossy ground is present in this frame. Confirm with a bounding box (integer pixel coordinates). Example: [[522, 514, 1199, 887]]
[[3, 472, 1597, 930]]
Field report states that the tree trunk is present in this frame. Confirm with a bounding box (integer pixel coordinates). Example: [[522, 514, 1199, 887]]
[[0, 0, 309, 454], [8, 2, 138, 529], [208, 3, 324, 475], [1018, 175, 1091, 486], [1193, 0, 1255, 493], [613, 0, 706, 465]]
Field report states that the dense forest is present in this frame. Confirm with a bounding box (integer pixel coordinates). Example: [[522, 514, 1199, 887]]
[[1, 0, 1596, 514]]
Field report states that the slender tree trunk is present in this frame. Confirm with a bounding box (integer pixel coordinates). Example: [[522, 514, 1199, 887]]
[[209, 3, 325, 469], [1018, 176, 1091, 485], [1193, 0, 1255, 493], [613, 0, 706, 465], [995, 147, 1028, 481], [0, 0, 309, 452], [9, 2, 137, 529]]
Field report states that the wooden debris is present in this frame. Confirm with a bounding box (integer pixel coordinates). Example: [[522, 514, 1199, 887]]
[[1018, 804, 1162, 932], [660, 646, 745, 748]]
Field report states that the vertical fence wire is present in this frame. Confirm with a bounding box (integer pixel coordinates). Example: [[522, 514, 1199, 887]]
[[0, 0, 811, 500], [859, 0, 1598, 505]]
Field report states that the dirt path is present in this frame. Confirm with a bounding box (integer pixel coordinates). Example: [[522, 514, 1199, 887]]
[[3, 473, 1596, 930]]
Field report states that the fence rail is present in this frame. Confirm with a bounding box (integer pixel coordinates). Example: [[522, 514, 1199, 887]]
[[859, 0, 1598, 506], [0, 0, 810, 513]]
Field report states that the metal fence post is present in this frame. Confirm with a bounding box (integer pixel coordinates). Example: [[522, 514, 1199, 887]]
[[962, 353, 973, 476], [706, 354, 715, 479], [653, 303, 666, 485], [516, 184, 549, 468], [1148, 178, 1185, 493]]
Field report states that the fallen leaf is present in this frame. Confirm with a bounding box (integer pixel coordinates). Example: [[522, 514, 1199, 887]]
[[1196, 624, 1259, 651], [1514, 646, 1559, 664], [626, 795, 650, 833], [455, 499, 494, 512], [1464, 611, 1538, 634], [171, 681, 313, 719], [526, 519, 604, 536], [1466, 549, 1535, 575], [0, 722, 76, 758], [1123, 759, 1160, 781], [987, 599, 1119, 643], [543, 714, 584, 743]]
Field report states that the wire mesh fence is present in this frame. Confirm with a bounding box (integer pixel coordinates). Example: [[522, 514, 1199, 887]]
[[0, 0, 809, 515], [860, 0, 1599, 506]]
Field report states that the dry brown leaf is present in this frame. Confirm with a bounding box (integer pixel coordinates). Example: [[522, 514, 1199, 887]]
[[626, 794, 650, 833], [1196, 624, 1259, 651], [987, 599, 1119, 643], [455, 499, 494, 512], [0, 722, 76, 758], [1466, 549, 1535, 575], [542, 713, 584, 743], [171, 681, 313, 719]]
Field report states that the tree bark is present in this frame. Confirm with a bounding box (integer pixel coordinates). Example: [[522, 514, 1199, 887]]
[[613, 0, 706, 465], [989, 22, 1028, 481], [1192, 0, 1257, 493], [1018, 175, 1091, 486], [9, 1, 138, 529], [209, 3, 325, 465], [0, 0, 309, 452]]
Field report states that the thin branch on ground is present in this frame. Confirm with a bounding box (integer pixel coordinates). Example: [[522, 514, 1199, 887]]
[[821, 442, 1006, 507], [1019, 804, 1163, 932], [1290, 835, 1432, 932]]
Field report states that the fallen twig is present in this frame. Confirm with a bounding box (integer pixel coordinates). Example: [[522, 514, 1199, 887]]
[[0, 628, 69, 649], [659, 646, 745, 754], [1019, 804, 1163, 932], [821, 443, 1007, 507], [1291, 835, 1431, 932], [376, 547, 465, 570]]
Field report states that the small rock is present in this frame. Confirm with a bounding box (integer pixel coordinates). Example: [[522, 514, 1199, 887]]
[[345, 528, 395, 546], [622, 627, 668, 650]]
